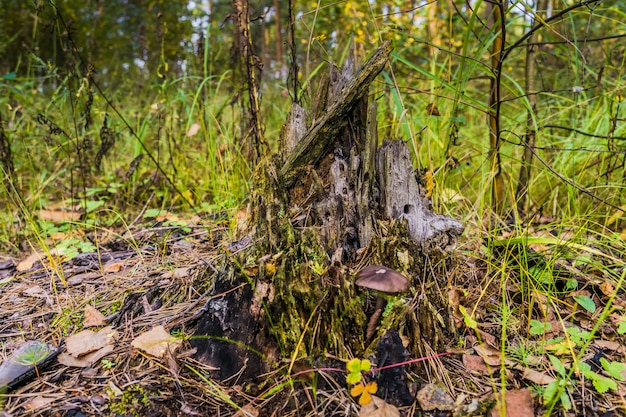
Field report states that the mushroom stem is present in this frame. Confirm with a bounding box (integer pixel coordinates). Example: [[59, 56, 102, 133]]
[[365, 296, 386, 340]]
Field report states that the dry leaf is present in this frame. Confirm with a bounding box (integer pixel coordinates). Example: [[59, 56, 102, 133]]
[[186, 123, 201, 137], [22, 395, 57, 411], [181, 403, 204, 416], [65, 326, 118, 356], [38, 209, 81, 223], [594, 340, 623, 352], [103, 261, 123, 273], [358, 396, 400, 417], [83, 305, 106, 327], [599, 282, 615, 297], [17, 252, 43, 271], [233, 404, 259, 417], [463, 354, 490, 374], [57, 352, 90, 368], [490, 389, 533, 417], [131, 325, 182, 358], [517, 366, 556, 385]]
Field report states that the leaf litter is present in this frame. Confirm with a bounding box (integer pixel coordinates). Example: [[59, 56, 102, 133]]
[[0, 218, 625, 416]]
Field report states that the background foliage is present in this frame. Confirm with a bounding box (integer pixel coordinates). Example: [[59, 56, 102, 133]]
[[0, 0, 625, 253]]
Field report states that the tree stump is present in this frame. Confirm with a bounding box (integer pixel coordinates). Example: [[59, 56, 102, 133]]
[[191, 41, 464, 382]]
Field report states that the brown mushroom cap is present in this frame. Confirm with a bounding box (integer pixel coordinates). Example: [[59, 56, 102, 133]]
[[355, 265, 410, 293]]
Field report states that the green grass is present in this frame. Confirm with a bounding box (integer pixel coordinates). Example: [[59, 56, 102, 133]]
[[2, 1, 626, 415]]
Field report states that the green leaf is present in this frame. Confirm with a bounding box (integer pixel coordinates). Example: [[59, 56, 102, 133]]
[[143, 209, 162, 218], [559, 390, 572, 410], [572, 295, 596, 313], [459, 306, 477, 329], [591, 374, 617, 393], [577, 361, 592, 377], [617, 316, 626, 335], [84, 199, 105, 213], [542, 380, 558, 404], [600, 358, 626, 381], [530, 320, 551, 335], [346, 372, 361, 385], [346, 359, 361, 373], [549, 355, 567, 377], [360, 359, 371, 372]]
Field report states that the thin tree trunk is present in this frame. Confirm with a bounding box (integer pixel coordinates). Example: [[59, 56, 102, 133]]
[[486, 0, 507, 220], [516, 0, 547, 216]]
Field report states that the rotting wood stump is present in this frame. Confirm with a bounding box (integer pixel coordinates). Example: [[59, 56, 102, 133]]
[[191, 41, 464, 382]]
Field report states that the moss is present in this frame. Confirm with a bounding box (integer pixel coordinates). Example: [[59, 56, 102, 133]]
[[107, 384, 151, 417]]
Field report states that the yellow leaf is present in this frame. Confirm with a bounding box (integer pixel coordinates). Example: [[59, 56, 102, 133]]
[[365, 381, 378, 394], [351, 384, 364, 397], [359, 390, 373, 406]]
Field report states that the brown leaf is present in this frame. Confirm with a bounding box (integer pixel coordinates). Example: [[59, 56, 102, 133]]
[[186, 123, 201, 137], [131, 325, 182, 358], [359, 396, 400, 417], [83, 305, 106, 327], [16, 252, 43, 271], [38, 209, 81, 223], [65, 326, 118, 356], [518, 366, 556, 385], [57, 352, 90, 368], [22, 395, 58, 411], [103, 261, 123, 273], [463, 354, 490, 374], [233, 404, 259, 417], [490, 389, 534, 417]]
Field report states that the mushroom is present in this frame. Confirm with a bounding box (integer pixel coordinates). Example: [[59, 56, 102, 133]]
[[355, 265, 410, 340]]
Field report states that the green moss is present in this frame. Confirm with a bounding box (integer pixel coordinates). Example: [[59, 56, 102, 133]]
[[107, 384, 151, 417]]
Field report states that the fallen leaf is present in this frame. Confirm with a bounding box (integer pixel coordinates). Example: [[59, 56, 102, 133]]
[[490, 389, 533, 417], [38, 209, 81, 223], [16, 252, 43, 271], [83, 305, 106, 327], [594, 340, 623, 352], [358, 396, 400, 417], [517, 366, 556, 385], [59, 344, 117, 369], [65, 326, 118, 356], [233, 404, 259, 417], [463, 354, 490, 374], [22, 395, 57, 411], [131, 325, 182, 358], [57, 352, 90, 368], [186, 123, 201, 137], [103, 261, 123, 273]]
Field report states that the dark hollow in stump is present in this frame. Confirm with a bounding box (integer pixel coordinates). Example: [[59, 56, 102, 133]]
[[191, 41, 464, 382]]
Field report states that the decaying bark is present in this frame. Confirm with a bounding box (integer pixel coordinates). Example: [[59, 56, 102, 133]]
[[192, 41, 463, 382]]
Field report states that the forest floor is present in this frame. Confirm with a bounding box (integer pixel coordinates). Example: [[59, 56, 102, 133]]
[[0, 214, 625, 417]]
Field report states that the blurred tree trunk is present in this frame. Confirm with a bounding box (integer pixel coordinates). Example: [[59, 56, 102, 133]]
[[273, 0, 284, 77], [516, 0, 548, 216], [231, 0, 266, 165], [486, 0, 507, 220]]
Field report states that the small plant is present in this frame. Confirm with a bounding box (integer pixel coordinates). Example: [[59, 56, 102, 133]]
[[12, 341, 54, 379], [101, 359, 115, 370], [346, 358, 377, 405]]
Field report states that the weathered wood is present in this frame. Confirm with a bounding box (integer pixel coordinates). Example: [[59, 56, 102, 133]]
[[280, 104, 308, 154], [377, 140, 464, 246], [194, 41, 464, 386], [280, 40, 391, 185]]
